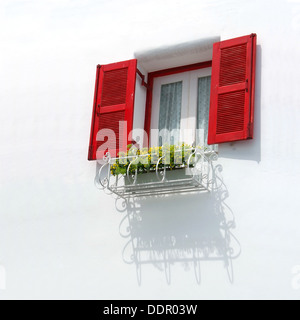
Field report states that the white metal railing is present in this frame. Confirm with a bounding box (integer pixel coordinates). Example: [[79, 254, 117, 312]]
[[95, 148, 218, 198]]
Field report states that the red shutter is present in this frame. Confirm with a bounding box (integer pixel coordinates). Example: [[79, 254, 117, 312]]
[[88, 59, 137, 160], [207, 34, 256, 145]]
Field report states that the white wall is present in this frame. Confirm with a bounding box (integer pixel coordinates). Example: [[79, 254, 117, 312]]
[[0, 0, 300, 300]]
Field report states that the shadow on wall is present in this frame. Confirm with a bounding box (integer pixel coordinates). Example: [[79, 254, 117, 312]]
[[219, 45, 262, 163], [117, 164, 241, 285]]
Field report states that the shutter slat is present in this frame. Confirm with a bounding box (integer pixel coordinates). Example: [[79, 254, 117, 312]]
[[97, 110, 126, 151], [207, 34, 256, 145], [88, 59, 137, 160], [219, 43, 247, 87], [102, 68, 128, 107]]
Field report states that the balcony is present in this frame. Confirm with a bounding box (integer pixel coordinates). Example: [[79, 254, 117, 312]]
[[95, 148, 218, 199]]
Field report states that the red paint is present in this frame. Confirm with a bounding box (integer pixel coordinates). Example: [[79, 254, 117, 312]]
[[207, 34, 257, 145], [88, 65, 101, 160], [136, 68, 148, 88], [143, 76, 154, 148], [88, 59, 137, 160], [249, 33, 257, 138], [143, 61, 212, 147]]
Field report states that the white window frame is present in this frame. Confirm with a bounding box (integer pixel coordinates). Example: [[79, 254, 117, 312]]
[[150, 67, 212, 147]]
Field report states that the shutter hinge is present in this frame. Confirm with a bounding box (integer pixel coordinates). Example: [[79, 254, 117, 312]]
[[136, 68, 149, 89], [247, 123, 253, 138], [245, 79, 249, 92]]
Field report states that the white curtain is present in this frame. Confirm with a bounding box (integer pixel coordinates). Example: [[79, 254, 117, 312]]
[[158, 81, 182, 146], [196, 76, 217, 151]]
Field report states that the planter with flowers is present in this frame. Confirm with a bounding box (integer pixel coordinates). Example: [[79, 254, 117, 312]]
[[96, 143, 217, 198]]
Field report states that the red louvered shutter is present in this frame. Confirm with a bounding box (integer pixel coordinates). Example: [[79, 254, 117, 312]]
[[207, 34, 256, 145], [88, 59, 137, 160]]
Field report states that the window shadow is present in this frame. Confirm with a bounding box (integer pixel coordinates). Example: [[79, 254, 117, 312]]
[[218, 45, 262, 163], [116, 164, 241, 285]]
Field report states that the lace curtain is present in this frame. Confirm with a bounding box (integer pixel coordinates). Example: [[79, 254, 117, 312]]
[[158, 76, 217, 150], [158, 81, 182, 146], [196, 76, 217, 150]]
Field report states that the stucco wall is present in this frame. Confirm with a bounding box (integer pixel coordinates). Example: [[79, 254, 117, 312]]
[[0, 0, 300, 299]]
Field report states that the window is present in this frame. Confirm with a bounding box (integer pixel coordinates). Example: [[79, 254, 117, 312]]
[[88, 34, 257, 161], [149, 66, 215, 149]]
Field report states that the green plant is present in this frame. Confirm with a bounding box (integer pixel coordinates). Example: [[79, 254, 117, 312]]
[[110, 143, 204, 176]]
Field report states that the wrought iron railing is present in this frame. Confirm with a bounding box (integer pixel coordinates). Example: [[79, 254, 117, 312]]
[[95, 148, 218, 198]]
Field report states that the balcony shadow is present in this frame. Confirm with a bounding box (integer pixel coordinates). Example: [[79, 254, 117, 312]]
[[116, 164, 241, 285]]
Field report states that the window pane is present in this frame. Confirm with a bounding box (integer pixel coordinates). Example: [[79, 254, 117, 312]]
[[196, 76, 215, 149], [158, 81, 182, 146]]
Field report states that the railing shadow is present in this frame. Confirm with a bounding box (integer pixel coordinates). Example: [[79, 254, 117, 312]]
[[116, 164, 241, 285]]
